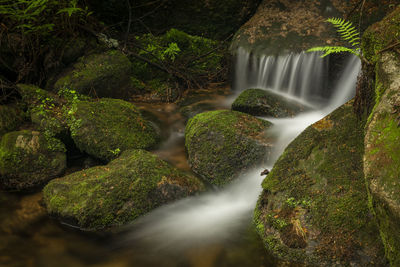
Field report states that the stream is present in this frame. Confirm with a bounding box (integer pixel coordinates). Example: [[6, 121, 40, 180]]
[[0, 50, 360, 267]]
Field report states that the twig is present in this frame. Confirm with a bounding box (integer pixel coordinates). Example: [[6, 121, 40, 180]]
[[377, 41, 400, 54], [124, 0, 132, 50]]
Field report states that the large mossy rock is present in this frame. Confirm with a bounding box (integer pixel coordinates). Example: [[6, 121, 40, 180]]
[[0, 105, 25, 137], [185, 110, 273, 186], [0, 130, 67, 190], [362, 7, 400, 265], [254, 102, 386, 266], [54, 50, 134, 99], [43, 149, 205, 230], [232, 88, 309, 117], [68, 98, 160, 162]]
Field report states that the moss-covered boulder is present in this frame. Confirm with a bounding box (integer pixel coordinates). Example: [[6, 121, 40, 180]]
[[43, 149, 205, 230], [185, 110, 273, 186], [54, 50, 134, 99], [232, 88, 309, 117], [0, 105, 25, 137], [68, 98, 160, 162], [361, 7, 400, 266], [254, 102, 385, 266], [0, 130, 67, 190]]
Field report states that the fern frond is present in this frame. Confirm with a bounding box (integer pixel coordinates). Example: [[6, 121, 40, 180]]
[[326, 17, 360, 47], [306, 46, 360, 58]]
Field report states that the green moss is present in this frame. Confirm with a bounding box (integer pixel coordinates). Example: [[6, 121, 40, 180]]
[[255, 102, 385, 265], [54, 50, 134, 99], [0, 130, 66, 190], [361, 6, 400, 65], [43, 149, 204, 230], [185, 110, 272, 186], [67, 98, 160, 162], [232, 88, 307, 117]]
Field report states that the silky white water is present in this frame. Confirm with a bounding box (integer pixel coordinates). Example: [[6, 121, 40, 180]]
[[120, 50, 361, 253]]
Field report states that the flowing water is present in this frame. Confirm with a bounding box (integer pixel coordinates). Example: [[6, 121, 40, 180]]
[[0, 49, 360, 267]]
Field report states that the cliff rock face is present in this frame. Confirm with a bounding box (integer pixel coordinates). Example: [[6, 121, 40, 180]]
[[362, 6, 400, 266]]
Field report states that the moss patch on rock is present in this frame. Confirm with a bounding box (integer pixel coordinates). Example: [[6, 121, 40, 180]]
[[232, 88, 309, 117], [361, 5, 400, 65], [254, 102, 385, 266], [185, 110, 273, 186], [43, 149, 205, 230], [54, 50, 134, 99], [0, 130, 66, 191], [68, 98, 160, 162]]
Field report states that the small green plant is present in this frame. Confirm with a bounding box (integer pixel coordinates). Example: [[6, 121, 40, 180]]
[[162, 42, 181, 61], [285, 197, 312, 209], [307, 18, 361, 58], [108, 148, 121, 156]]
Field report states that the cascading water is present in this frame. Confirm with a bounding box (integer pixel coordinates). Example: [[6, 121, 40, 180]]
[[233, 47, 329, 106], [119, 49, 361, 263]]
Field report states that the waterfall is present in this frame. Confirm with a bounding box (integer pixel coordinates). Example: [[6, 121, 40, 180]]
[[233, 47, 328, 106], [119, 48, 361, 254]]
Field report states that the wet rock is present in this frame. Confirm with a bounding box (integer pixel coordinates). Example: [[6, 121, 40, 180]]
[[185, 110, 273, 186], [362, 7, 400, 265], [232, 88, 309, 117], [54, 50, 134, 99], [0, 130, 67, 190], [67, 98, 160, 162], [43, 149, 205, 230], [254, 102, 386, 266]]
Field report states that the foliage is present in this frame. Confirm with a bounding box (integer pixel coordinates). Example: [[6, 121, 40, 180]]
[[129, 28, 227, 101], [0, 0, 94, 85], [307, 18, 360, 58], [0, 0, 92, 36]]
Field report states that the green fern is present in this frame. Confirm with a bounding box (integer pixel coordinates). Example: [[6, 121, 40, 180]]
[[326, 18, 360, 47], [307, 46, 360, 57], [307, 17, 360, 58]]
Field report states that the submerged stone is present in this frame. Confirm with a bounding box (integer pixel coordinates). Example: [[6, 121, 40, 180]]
[[0, 130, 67, 191], [232, 88, 309, 117], [254, 102, 386, 266], [68, 98, 160, 162], [43, 149, 205, 230], [185, 110, 273, 186], [54, 50, 134, 99]]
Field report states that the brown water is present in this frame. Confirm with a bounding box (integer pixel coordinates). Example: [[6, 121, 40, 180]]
[[0, 86, 280, 267]]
